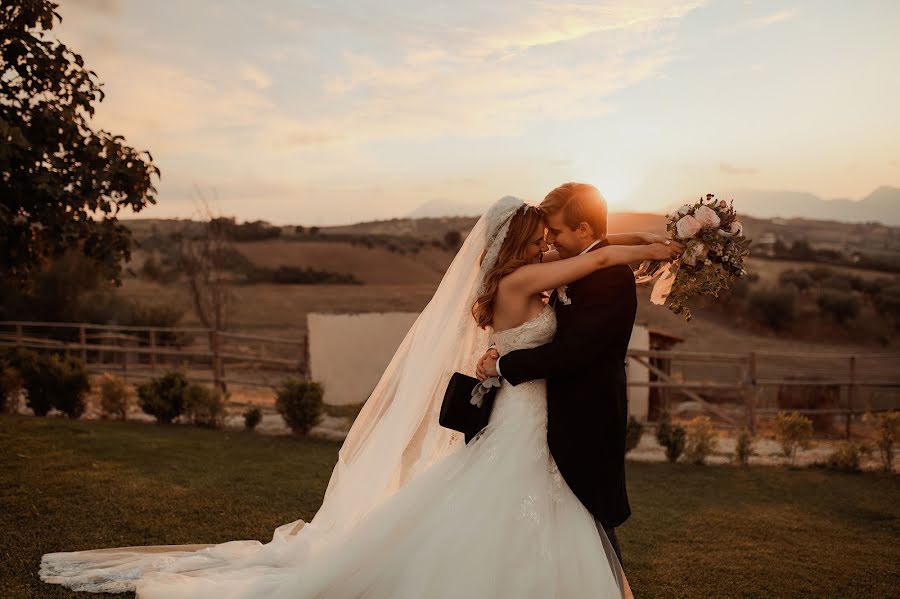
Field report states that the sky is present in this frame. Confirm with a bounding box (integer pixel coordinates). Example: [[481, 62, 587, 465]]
[[55, 0, 900, 225]]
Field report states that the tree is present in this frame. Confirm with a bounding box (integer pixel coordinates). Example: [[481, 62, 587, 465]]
[[444, 230, 462, 250], [1, 1, 159, 286]]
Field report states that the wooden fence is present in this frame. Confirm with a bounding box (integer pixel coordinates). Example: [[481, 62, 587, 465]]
[[0, 320, 307, 391], [2, 320, 898, 438], [627, 348, 900, 438]]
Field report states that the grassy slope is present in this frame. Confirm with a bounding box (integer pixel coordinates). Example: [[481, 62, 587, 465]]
[[2, 416, 898, 598]]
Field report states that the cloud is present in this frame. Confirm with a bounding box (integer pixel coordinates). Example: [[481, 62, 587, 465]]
[[64, 0, 122, 15], [749, 9, 797, 29], [238, 63, 272, 90], [720, 162, 759, 175]]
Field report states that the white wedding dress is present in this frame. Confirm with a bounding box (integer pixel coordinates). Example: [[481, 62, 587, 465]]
[[40, 197, 629, 598]]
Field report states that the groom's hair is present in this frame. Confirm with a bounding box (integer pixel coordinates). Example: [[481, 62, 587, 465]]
[[540, 182, 608, 239]]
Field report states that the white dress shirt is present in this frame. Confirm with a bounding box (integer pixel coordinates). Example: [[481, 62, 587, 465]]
[[495, 239, 603, 377]]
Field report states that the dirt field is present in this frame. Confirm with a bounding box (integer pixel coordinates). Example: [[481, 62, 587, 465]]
[[234, 240, 454, 285]]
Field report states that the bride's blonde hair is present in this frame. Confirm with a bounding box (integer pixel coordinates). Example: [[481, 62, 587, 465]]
[[471, 205, 545, 329]]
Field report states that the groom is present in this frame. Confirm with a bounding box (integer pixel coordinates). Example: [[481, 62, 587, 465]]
[[477, 182, 636, 568]]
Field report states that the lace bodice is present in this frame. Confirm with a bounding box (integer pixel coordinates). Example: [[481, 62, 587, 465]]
[[491, 304, 556, 355]]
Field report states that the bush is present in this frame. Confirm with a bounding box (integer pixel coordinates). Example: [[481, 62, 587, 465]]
[[776, 380, 840, 434], [778, 269, 814, 292], [775, 411, 814, 466], [816, 290, 861, 324], [137, 371, 189, 424], [734, 428, 755, 467], [14, 352, 89, 418], [625, 416, 644, 454], [276, 378, 324, 434], [684, 416, 718, 465], [748, 288, 795, 330], [665, 426, 686, 463], [873, 284, 900, 320], [866, 411, 899, 472], [0, 359, 23, 413], [99, 373, 130, 420], [244, 406, 262, 431], [184, 384, 226, 429], [825, 441, 868, 473], [655, 410, 673, 447]]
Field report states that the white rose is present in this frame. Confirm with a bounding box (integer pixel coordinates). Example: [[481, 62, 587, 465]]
[[677, 204, 692, 216], [682, 240, 708, 266], [694, 205, 721, 229], [729, 220, 743, 236], [675, 214, 702, 239]]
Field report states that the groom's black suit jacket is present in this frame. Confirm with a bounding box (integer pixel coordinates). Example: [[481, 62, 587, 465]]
[[500, 240, 636, 529]]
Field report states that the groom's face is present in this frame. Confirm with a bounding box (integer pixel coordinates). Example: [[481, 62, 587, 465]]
[[544, 210, 595, 259]]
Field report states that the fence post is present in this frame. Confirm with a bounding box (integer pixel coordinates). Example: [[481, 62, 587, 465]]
[[122, 339, 128, 384], [79, 325, 87, 364], [846, 355, 856, 439], [149, 330, 157, 374], [745, 352, 757, 434], [209, 330, 223, 392]]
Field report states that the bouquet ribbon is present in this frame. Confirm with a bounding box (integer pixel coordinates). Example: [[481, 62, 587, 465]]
[[636, 261, 680, 306]]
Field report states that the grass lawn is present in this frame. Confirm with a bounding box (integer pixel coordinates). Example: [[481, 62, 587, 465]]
[[2, 415, 898, 598]]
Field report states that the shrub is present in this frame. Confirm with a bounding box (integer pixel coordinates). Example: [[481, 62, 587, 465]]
[[748, 288, 795, 330], [665, 426, 686, 463], [655, 410, 673, 447], [184, 384, 226, 429], [816, 290, 861, 324], [775, 411, 814, 466], [14, 352, 89, 418], [778, 269, 814, 292], [776, 381, 840, 434], [825, 441, 868, 473], [276, 378, 324, 434], [734, 428, 755, 467], [807, 266, 835, 282], [684, 416, 718, 465], [137, 370, 189, 424], [656, 411, 685, 462], [444, 231, 462, 250], [99, 373, 130, 420], [49, 356, 90, 418], [2, 349, 47, 415], [865, 411, 899, 472], [0, 359, 23, 413], [244, 406, 262, 431], [873, 284, 900, 320], [625, 416, 644, 454]]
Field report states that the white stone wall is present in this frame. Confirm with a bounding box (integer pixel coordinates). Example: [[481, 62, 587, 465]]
[[307, 312, 419, 406], [308, 312, 651, 417]]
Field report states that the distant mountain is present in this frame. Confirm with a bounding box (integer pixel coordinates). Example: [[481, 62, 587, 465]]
[[692, 186, 900, 226], [407, 198, 492, 219]]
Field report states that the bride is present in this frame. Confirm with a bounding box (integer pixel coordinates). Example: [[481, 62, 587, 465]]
[[40, 195, 680, 598]]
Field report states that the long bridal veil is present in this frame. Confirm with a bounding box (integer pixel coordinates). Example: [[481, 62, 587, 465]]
[[40, 197, 526, 594]]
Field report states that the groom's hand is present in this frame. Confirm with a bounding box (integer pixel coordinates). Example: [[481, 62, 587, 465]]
[[476, 348, 500, 381]]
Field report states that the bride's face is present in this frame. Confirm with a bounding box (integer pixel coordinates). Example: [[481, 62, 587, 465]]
[[523, 222, 549, 264]]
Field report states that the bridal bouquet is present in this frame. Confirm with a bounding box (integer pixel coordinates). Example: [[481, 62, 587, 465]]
[[636, 194, 751, 321]]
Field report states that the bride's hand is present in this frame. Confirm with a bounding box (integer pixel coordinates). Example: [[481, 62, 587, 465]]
[[647, 241, 683, 261], [638, 232, 668, 245], [476, 348, 500, 381]]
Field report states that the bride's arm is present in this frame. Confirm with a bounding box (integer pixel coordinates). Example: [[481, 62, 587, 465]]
[[606, 232, 666, 246], [541, 233, 665, 264], [502, 242, 681, 297]]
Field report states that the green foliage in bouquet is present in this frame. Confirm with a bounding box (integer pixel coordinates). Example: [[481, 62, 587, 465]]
[[661, 194, 752, 320]]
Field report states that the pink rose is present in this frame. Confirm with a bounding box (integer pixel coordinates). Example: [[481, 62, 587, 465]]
[[675, 214, 702, 239], [694, 205, 721, 229]]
